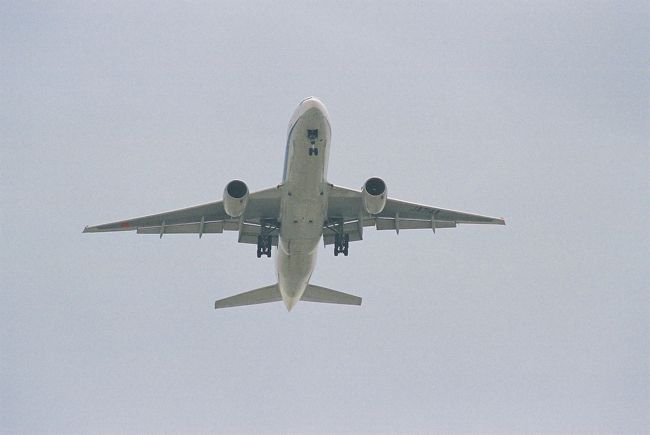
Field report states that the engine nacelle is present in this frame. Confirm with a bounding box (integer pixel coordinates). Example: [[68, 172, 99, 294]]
[[362, 177, 387, 215], [223, 179, 249, 218]]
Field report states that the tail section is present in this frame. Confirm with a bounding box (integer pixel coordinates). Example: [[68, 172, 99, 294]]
[[301, 284, 362, 306], [214, 284, 281, 309], [214, 283, 362, 309]]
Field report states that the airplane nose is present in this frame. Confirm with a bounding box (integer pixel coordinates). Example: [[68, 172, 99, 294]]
[[288, 97, 330, 141], [299, 96, 326, 111]]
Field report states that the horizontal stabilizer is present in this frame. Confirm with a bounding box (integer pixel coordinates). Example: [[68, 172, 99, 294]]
[[301, 284, 362, 306], [214, 284, 281, 309]]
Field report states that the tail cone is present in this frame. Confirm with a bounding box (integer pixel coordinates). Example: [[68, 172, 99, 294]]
[[283, 296, 299, 311]]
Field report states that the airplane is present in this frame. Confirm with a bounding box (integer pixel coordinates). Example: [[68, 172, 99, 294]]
[[84, 97, 505, 311]]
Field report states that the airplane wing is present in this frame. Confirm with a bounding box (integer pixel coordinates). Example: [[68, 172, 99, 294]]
[[324, 184, 505, 245], [83, 186, 283, 243]]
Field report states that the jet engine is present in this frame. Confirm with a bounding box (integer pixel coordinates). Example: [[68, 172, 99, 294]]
[[362, 177, 387, 215], [223, 179, 249, 217]]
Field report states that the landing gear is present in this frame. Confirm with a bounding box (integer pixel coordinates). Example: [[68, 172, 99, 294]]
[[256, 219, 278, 258], [334, 233, 349, 256], [308, 129, 319, 156], [257, 235, 272, 258], [327, 218, 349, 256]]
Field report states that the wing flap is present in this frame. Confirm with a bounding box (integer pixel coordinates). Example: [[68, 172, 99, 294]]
[[322, 219, 365, 246], [375, 218, 457, 231], [238, 222, 280, 245], [323, 231, 363, 246], [136, 221, 225, 235]]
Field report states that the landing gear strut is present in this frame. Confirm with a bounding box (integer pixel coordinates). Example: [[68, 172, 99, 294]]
[[334, 233, 349, 256]]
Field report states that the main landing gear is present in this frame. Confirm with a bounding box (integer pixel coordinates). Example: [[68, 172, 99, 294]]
[[328, 218, 349, 256], [256, 235, 272, 258], [334, 233, 349, 256], [256, 219, 277, 258]]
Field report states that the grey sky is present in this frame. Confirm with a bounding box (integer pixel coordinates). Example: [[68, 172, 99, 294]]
[[2, 1, 648, 433]]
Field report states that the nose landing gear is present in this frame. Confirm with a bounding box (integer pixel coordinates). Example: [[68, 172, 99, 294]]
[[308, 129, 319, 156]]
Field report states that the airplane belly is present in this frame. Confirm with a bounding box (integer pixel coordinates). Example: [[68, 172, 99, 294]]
[[276, 184, 325, 309], [280, 109, 329, 241], [280, 196, 325, 241], [275, 99, 331, 310], [276, 239, 318, 309]]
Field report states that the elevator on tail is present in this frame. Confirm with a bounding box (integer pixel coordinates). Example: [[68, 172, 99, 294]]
[[84, 97, 505, 311]]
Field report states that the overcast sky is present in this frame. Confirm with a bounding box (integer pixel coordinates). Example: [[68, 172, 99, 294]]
[[2, 1, 648, 433]]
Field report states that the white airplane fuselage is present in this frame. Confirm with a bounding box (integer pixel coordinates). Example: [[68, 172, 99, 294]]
[[277, 98, 331, 310]]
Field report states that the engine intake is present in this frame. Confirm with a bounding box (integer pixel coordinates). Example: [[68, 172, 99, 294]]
[[362, 177, 387, 215], [223, 179, 249, 217]]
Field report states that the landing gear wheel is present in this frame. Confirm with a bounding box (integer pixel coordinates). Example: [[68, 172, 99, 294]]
[[256, 235, 272, 258], [309, 147, 319, 156], [334, 233, 349, 257]]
